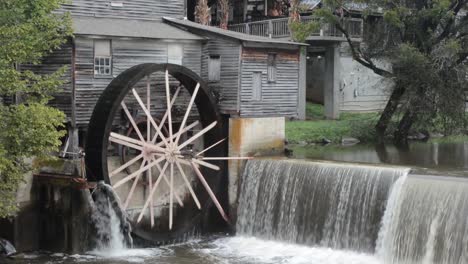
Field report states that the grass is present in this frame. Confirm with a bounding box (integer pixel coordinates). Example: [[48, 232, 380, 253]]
[[286, 103, 379, 144]]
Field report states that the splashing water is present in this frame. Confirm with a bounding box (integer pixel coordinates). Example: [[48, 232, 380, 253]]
[[90, 182, 132, 255]]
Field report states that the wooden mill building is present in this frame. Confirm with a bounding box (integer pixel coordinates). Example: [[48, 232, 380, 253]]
[[23, 0, 306, 148]]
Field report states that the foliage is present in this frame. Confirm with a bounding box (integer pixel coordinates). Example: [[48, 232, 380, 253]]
[[290, 21, 320, 42], [316, 0, 468, 142], [0, 0, 71, 217], [195, 0, 211, 26], [286, 103, 379, 143], [218, 0, 229, 29]]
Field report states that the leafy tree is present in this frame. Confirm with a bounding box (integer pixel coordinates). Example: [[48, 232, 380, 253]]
[[0, 0, 72, 217], [317, 0, 468, 144]]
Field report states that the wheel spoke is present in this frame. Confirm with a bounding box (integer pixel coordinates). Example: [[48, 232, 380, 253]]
[[169, 162, 174, 230], [190, 161, 229, 223], [177, 121, 218, 151], [110, 132, 145, 147], [175, 159, 201, 209], [132, 89, 169, 147], [124, 159, 147, 209], [165, 70, 174, 144], [191, 158, 220, 171], [114, 155, 165, 189], [196, 138, 226, 156], [147, 76, 151, 143], [121, 101, 145, 142], [154, 161, 184, 207], [110, 153, 144, 178], [201, 157, 253, 161], [148, 121, 199, 151], [151, 86, 181, 144], [137, 161, 169, 223], [109, 136, 143, 152], [174, 83, 200, 145]]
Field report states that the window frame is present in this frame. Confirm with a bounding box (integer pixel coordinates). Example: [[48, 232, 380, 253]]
[[267, 53, 277, 83], [208, 55, 221, 82], [93, 39, 113, 78], [252, 71, 262, 101], [168, 44, 184, 65]]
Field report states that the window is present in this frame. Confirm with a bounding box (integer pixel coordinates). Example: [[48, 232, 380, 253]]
[[168, 44, 183, 65], [267, 53, 277, 82], [208, 55, 221, 82], [252, 72, 262, 101], [94, 40, 112, 76]]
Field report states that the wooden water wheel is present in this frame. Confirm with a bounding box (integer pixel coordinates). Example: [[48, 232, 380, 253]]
[[85, 63, 248, 243]]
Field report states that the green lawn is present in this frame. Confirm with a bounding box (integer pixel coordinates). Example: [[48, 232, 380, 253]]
[[286, 103, 379, 144]]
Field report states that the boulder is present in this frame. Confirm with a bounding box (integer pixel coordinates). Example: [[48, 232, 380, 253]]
[[341, 137, 360, 146], [0, 238, 16, 256]]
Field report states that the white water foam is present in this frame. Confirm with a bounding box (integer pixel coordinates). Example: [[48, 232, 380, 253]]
[[204, 236, 382, 264]]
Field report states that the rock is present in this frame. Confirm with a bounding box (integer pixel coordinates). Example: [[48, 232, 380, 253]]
[[407, 132, 428, 141], [341, 137, 360, 146], [284, 148, 293, 157], [0, 238, 16, 257], [320, 138, 332, 145], [298, 141, 308, 146], [429, 132, 444, 139]]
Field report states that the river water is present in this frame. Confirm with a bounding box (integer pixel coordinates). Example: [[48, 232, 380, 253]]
[[7, 236, 380, 264], [6, 140, 468, 264]]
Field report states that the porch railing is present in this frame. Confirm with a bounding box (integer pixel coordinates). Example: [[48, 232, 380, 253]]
[[228, 16, 363, 40]]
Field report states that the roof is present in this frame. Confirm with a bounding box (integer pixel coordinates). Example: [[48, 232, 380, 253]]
[[72, 16, 204, 40], [163, 17, 307, 48]]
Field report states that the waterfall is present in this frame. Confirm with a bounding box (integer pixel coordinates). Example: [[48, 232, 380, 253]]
[[376, 175, 468, 264], [91, 181, 133, 253], [237, 159, 410, 253]]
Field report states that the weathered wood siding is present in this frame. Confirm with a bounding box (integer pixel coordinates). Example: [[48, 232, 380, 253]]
[[59, 0, 185, 20], [20, 44, 73, 118], [200, 38, 241, 114], [75, 36, 202, 126], [240, 48, 300, 117]]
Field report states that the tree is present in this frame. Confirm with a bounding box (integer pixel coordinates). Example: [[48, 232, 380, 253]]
[[317, 0, 468, 144], [0, 0, 72, 217], [195, 0, 211, 26], [218, 0, 230, 29]]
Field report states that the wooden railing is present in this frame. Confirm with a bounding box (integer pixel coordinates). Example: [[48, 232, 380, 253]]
[[228, 16, 363, 40]]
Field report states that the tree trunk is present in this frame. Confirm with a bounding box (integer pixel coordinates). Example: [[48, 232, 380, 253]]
[[375, 84, 406, 142], [394, 108, 416, 146], [195, 0, 211, 26]]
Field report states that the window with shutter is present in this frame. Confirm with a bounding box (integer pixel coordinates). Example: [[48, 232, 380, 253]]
[[208, 55, 221, 82], [267, 53, 277, 82], [94, 40, 112, 76], [168, 44, 183, 65], [252, 72, 262, 101]]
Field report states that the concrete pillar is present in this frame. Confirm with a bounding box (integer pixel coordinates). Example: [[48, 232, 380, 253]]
[[324, 44, 341, 119], [297, 47, 307, 120], [227, 117, 285, 226]]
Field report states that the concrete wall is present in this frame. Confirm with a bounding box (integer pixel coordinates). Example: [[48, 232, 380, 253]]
[[227, 117, 285, 224]]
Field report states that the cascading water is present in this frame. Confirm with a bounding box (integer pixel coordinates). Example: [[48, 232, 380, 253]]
[[376, 175, 468, 264], [237, 159, 468, 264], [91, 182, 133, 254], [237, 159, 410, 253]]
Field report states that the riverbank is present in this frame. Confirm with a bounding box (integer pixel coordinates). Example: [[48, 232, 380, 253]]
[[286, 103, 468, 144], [286, 103, 378, 144]]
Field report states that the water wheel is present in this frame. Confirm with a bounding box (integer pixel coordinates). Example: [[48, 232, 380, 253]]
[[85, 63, 244, 243]]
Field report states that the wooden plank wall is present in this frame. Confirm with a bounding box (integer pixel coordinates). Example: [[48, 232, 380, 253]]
[[20, 44, 73, 118], [74, 36, 202, 126], [240, 47, 300, 117], [200, 38, 241, 114], [58, 0, 185, 20]]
